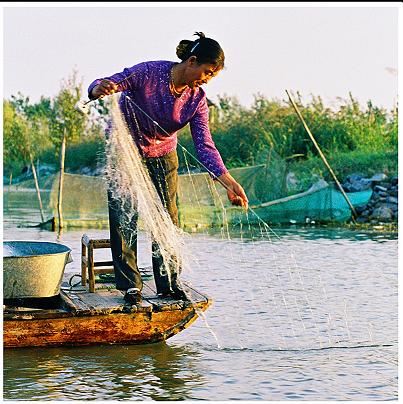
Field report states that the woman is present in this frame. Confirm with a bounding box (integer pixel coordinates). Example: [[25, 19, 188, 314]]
[[88, 32, 248, 304]]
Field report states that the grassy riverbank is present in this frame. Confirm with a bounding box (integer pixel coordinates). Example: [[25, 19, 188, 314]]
[[8, 147, 397, 196], [4, 92, 397, 195], [286, 149, 398, 191]]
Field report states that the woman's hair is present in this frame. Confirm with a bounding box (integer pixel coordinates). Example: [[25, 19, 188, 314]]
[[176, 32, 225, 69]]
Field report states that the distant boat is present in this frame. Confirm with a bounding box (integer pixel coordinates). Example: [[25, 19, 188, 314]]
[[178, 180, 373, 228], [246, 181, 372, 224]]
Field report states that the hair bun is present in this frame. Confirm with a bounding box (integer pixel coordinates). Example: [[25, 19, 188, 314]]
[[194, 32, 206, 39], [176, 40, 192, 60], [175, 32, 224, 68], [176, 33, 205, 60]]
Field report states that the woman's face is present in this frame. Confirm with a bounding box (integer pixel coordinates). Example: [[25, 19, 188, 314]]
[[184, 58, 222, 89]]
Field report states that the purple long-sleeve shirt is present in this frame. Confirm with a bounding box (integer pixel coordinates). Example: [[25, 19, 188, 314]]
[[88, 60, 228, 178]]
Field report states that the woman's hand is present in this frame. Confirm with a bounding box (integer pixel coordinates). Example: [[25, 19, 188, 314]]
[[90, 79, 119, 100], [217, 172, 249, 210]]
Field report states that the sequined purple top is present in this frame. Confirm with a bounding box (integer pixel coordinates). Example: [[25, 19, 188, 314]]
[[88, 60, 228, 178]]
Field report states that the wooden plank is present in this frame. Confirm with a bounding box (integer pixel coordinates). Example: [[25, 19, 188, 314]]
[[64, 293, 94, 314], [3, 305, 206, 348], [146, 296, 184, 311], [93, 267, 114, 274], [3, 294, 73, 321], [4, 308, 72, 321], [82, 235, 111, 248], [141, 278, 209, 309], [125, 300, 153, 313], [81, 241, 87, 286], [60, 290, 79, 313], [184, 284, 210, 303], [65, 289, 125, 314], [88, 243, 95, 292], [91, 242, 111, 248], [63, 289, 153, 315]]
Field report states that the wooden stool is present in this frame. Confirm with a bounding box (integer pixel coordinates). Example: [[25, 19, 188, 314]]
[[81, 234, 114, 293]]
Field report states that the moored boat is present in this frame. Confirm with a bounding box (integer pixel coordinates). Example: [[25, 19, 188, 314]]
[[178, 181, 373, 228], [38, 172, 373, 230]]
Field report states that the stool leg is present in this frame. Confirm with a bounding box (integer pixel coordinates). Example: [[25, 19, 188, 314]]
[[81, 240, 87, 287], [88, 244, 95, 293]]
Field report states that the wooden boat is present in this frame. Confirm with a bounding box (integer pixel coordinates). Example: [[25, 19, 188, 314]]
[[3, 276, 211, 348]]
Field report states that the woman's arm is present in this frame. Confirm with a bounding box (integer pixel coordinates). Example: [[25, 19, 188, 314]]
[[88, 62, 149, 100], [89, 79, 119, 99], [190, 99, 249, 209]]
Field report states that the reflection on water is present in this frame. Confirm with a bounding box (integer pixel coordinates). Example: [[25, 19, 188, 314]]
[[205, 223, 398, 243], [3, 343, 203, 401], [3, 189, 53, 228], [3, 189, 398, 400]]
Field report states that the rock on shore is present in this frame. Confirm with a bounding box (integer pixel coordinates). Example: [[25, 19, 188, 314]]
[[343, 173, 398, 223]]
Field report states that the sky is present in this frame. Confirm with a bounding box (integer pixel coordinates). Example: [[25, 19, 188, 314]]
[[2, 3, 401, 111]]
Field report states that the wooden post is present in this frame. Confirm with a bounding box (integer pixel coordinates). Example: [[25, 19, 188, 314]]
[[30, 156, 45, 223], [9, 173, 12, 189], [286, 90, 358, 222], [57, 130, 67, 230], [81, 236, 87, 287], [88, 242, 95, 293]]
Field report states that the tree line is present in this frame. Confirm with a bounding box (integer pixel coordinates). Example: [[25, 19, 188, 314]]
[[3, 72, 398, 180], [3, 71, 109, 178]]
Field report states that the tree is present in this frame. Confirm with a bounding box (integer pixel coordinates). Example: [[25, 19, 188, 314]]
[[49, 70, 86, 147], [3, 97, 50, 221], [49, 70, 87, 229]]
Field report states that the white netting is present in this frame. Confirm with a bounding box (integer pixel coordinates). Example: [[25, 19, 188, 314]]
[[104, 95, 192, 287]]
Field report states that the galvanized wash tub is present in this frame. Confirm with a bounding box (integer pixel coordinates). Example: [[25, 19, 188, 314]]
[[3, 241, 72, 299]]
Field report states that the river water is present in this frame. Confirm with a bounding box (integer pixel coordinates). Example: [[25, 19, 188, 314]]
[[3, 190, 398, 400]]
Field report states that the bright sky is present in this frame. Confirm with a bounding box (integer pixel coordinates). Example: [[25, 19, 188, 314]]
[[2, 3, 400, 110]]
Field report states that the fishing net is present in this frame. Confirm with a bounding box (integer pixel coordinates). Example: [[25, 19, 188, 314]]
[[48, 173, 372, 227], [48, 148, 289, 226], [44, 93, 382, 352]]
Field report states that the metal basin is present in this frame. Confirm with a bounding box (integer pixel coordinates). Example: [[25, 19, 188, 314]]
[[3, 241, 73, 299]]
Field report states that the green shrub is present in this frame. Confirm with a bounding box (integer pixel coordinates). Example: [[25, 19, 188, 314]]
[[287, 149, 398, 191], [178, 93, 397, 176], [35, 136, 105, 173]]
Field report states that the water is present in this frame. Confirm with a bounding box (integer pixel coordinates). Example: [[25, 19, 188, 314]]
[[3, 190, 398, 400]]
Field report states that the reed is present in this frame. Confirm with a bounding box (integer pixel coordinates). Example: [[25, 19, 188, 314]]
[[178, 93, 397, 170]]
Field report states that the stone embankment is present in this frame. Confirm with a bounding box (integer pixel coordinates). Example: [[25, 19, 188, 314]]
[[342, 173, 398, 224]]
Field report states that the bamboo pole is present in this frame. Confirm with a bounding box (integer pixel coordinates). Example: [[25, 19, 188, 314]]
[[57, 130, 67, 230], [286, 90, 358, 222], [9, 172, 12, 189], [30, 156, 45, 223]]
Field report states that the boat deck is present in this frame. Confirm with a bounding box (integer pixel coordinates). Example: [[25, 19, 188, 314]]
[[4, 269, 210, 321]]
